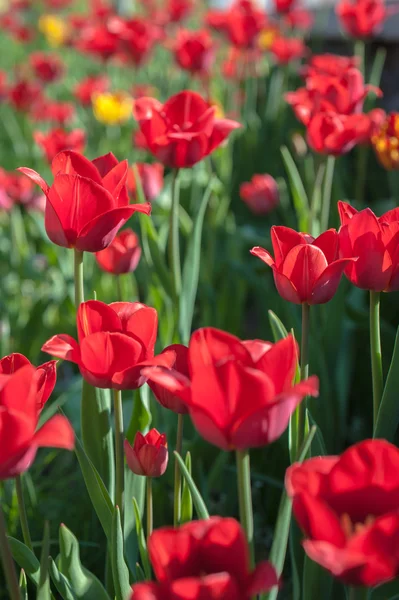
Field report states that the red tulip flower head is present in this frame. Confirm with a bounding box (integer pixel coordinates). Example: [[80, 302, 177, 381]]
[[240, 174, 279, 215], [29, 52, 65, 83], [9, 79, 43, 112], [301, 54, 360, 79], [124, 429, 168, 477], [274, 0, 297, 13], [42, 300, 174, 390], [0, 364, 74, 480], [251, 226, 355, 304], [336, 0, 386, 38], [0, 168, 42, 212], [0, 353, 56, 410], [173, 29, 215, 76], [34, 128, 86, 163], [225, 0, 267, 49], [338, 201, 399, 291], [73, 75, 109, 106], [127, 162, 164, 202], [147, 344, 189, 414], [270, 36, 307, 64], [95, 228, 141, 274], [143, 328, 318, 451], [19, 150, 151, 252], [286, 439, 399, 587], [167, 0, 193, 22], [130, 517, 279, 599]]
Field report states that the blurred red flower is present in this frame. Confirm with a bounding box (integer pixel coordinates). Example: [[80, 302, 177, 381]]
[[29, 52, 65, 83], [95, 228, 141, 274], [225, 0, 267, 49], [73, 75, 109, 106], [284, 8, 314, 31], [0, 169, 43, 212], [127, 163, 164, 202], [112, 17, 159, 66], [270, 36, 307, 64], [372, 111, 399, 170], [42, 300, 174, 390], [338, 201, 399, 291], [34, 128, 86, 163], [167, 0, 193, 23], [301, 53, 360, 78], [133, 91, 240, 169], [251, 226, 354, 304], [125, 429, 168, 477], [173, 29, 215, 76], [336, 0, 386, 38], [19, 150, 151, 252], [0, 353, 56, 410], [0, 364, 74, 480], [286, 439, 399, 587], [130, 517, 279, 599], [9, 79, 43, 112], [147, 344, 189, 414], [240, 174, 279, 215], [30, 99, 76, 126], [273, 0, 297, 13], [76, 23, 119, 61], [143, 328, 318, 451]]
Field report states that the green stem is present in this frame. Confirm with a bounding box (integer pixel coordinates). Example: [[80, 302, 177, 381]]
[[73, 249, 84, 308], [116, 275, 123, 302], [370, 291, 383, 429], [296, 303, 310, 454], [15, 476, 32, 552], [173, 414, 184, 527], [236, 449, 255, 568], [146, 477, 153, 542], [113, 389, 124, 525], [0, 503, 21, 600], [349, 586, 369, 600], [321, 156, 335, 232], [169, 169, 182, 298], [354, 39, 366, 77]]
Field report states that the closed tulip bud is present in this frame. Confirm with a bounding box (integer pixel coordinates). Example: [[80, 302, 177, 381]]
[[240, 174, 279, 215], [95, 229, 141, 275], [124, 429, 168, 477]]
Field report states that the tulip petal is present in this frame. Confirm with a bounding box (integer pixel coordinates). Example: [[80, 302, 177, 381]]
[[247, 561, 280, 594], [92, 152, 119, 177], [33, 414, 74, 450], [271, 226, 309, 267], [312, 229, 339, 264], [0, 353, 31, 374], [254, 335, 298, 394], [101, 159, 129, 204], [0, 364, 37, 415], [207, 118, 241, 154], [311, 258, 355, 304], [141, 366, 191, 402], [42, 334, 80, 364], [338, 200, 358, 225], [273, 269, 302, 304], [285, 456, 340, 498], [17, 167, 50, 195], [76, 206, 145, 253], [302, 540, 367, 583], [44, 192, 71, 248], [133, 97, 163, 121], [112, 303, 157, 358], [188, 327, 252, 376], [77, 300, 122, 342], [293, 493, 347, 546], [250, 246, 275, 267], [51, 150, 102, 183], [114, 349, 178, 390], [162, 91, 210, 129], [35, 360, 57, 408], [129, 582, 164, 600]]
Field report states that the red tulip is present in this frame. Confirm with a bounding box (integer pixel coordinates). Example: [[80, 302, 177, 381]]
[[148, 344, 189, 414], [0, 364, 74, 480], [301, 54, 360, 79], [130, 517, 279, 599], [113, 17, 158, 66], [273, 0, 297, 13], [76, 23, 119, 61], [9, 79, 43, 112], [73, 75, 109, 106], [127, 163, 164, 202], [167, 0, 193, 23], [19, 150, 151, 252], [173, 29, 215, 76], [338, 201, 399, 291], [270, 37, 306, 64], [143, 328, 318, 451], [336, 0, 386, 38], [30, 99, 76, 126], [0, 353, 56, 410], [251, 226, 355, 304], [95, 228, 141, 274], [224, 0, 267, 49], [240, 174, 279, 215], [29, 52, 64, 83], [133, 91, 240, 169], [34, 128, 86, 163], [124, 429, 168, 477], [286, 439, 399, 587], [42, 300, 174, 390], [284, 8, 314, 31], [0, 168, 42, 212]]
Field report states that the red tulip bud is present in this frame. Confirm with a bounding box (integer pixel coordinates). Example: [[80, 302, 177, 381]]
[[124, 429, 168, 477]]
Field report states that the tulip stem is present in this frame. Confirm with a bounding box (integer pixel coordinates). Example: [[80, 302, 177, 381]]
[[236, 449, 255, 568], [321, 156, 335, 231], [15, 476, 32, 552], [73, 249, 84, 308], [0, 503, 21, 600], [113, 388, 125, 525], [349, 586, 369, 600], [370, 291, 383, 429], [146, 477, 153, 542], [169, 169, 182, 299], [116, 275, 123, 302], [296, 302, 310, 455], [173, 414, 184, 527]]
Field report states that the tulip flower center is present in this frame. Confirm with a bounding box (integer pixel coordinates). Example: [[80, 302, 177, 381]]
[[340, 512, 375, 538]]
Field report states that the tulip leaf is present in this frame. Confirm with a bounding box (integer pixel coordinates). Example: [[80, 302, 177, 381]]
[[111, 507, 131, 600], [174, 452, 210, 520], [268, 310, 289, 342], [135, 563, 146, 583], [132, 497, 151, 581], [126, 387, 151, 444], [8, 536, 40, 584], [181, 452, 193, 524], [37, 521, 51, 600], [305, 410, 327, 457], [371, 578, 399, 599], [19, 569, 28, 600], [281, 145, 309, 232], [303, 556, 333, 600], [124, 465, 146, 575], [265, 426, 316, 600], [179, 178, 213, 344], [74, 434, 114, 541], [374, 326, 399, 441], [58, 525, 111, 600], [49, 558, 77, 600]]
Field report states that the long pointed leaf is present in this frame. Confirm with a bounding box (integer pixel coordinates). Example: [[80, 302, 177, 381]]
[[174, 452, 209, 520], [374, 327, 399, 440], [111, 507, 131, 600]]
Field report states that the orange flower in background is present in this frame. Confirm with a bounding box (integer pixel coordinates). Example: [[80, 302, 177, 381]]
[[372, 112, 399, 170], [34, 128, 86, 163], [95, 229, 141, 274]]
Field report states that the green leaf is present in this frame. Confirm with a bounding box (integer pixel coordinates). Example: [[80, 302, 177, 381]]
[[135, 563, 146, 583], [58, 525, 111, 600], [19, 569, 28, 600], [81, 381, 115, 498], [132, 497, 151, 581], [74, 435, 114, 540], [8, 537, 40, 583], [303, 556, 333, 600], [281, 145, 309, 232], [179, 179, 213, 344], [306, 410, 327, 457], [111, 507, 131, 600], [174, 452, 210, 520], [37, 521, 51, 600], [49, 558, 77, 600], [126, 387, 151, 444], [181, 452, 193, 524], [374, 326, 399, 440], [268, 310, 289, 342]]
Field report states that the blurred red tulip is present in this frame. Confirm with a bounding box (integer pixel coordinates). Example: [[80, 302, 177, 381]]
[[284, 8, 314, 31], [9, 79, 43, 112], [336, 0, 386, 38], [0, 364, 74, 480], [34, 128, 86, 163], [0, 169, 43, 212], [127, 163, 164, 202], [133, 91, 240, 169], [273, 0, 297, 13], [42, 300, 175, 390], [76, 23, 119, 61], [19, 150, 151, 252], [270, 36, 306, 64], [0, 71, 7, 101], [29, 52, 65, 83], [225, 0, 267, 49], [301, 53, 360, 78], [0, 353, 57, 410], [286, 439, 399, 587], [130, 517, 279, 599], [167, 0, 193, 23], [240, 174, 279, 215], [173, 29, 215, 76], [125, 429, 168, 477], [112, 17, 158, 66], [204, 8, 229, 32], [147, 344, 189, 414], [251, 226, 354, 304], [73, 75, 109, 106], [338, 201, 399, 291], [30, 99, 76, 126], [143, 328, 318, 450], [95, 228, 141, 274]]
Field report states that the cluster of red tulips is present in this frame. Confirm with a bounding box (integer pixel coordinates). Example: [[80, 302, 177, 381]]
[[1, 0, 399, 599]]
